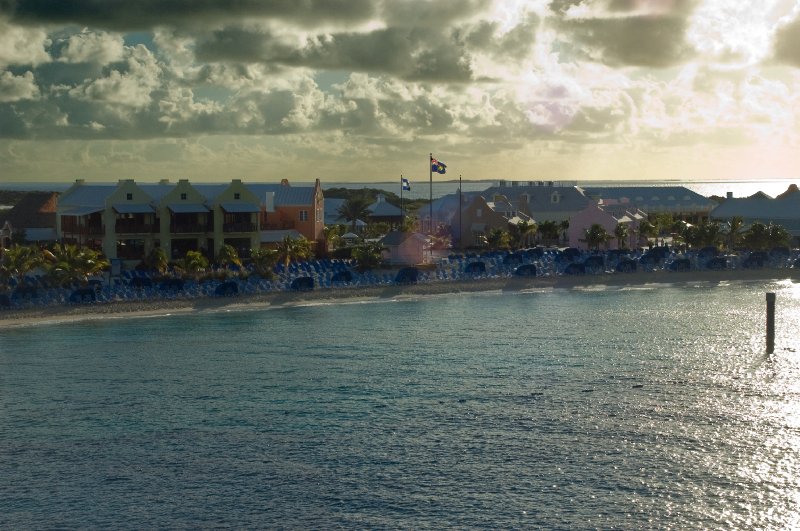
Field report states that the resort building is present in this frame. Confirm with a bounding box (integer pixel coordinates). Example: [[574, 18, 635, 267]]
[[710, 187, 800, 237], [381, 231, 428, 265], [0, 191, 59, 243], [568, 202, 646, 250], [459, 194, 534, 247], [56, 178, 324, 263], [367, 194, 404, 225], [583, 186, 716, 224]]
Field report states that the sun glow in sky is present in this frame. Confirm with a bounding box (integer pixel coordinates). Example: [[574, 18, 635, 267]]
[[3, 0, 800, 183]]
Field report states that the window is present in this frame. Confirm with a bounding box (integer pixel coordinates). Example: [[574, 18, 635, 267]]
[[180, 193, 187, 200], [476, 208, 482, 218], [234, 193, 240, 200], [126, 193, 133, 200], [551, 192, 560, 204], [299, 210, 309, 221]]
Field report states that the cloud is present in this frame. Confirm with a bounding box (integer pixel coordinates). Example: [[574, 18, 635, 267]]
[[0, 16, 50, 67], [774, 13, 800, 67], [195, 25, 476, 82], [559, 15, 694, 67], [1, 0, 378, 30], [550, 0, 697, 67], [67, 44, 161, 108], [0, 70, 39, 102], [57, 29, 125, 65]]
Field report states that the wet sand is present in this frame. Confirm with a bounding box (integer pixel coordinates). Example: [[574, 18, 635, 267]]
[[1, 268, 797, 329]]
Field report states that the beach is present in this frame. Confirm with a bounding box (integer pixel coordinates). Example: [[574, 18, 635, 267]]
[[2, 267, 796, 329]]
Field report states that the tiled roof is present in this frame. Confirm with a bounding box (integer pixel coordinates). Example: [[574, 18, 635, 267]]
[[368, 198, 403, 217], [583, 186, 716, 212], [138, 183, 176, 201], [381, 231, 426, 246], [324, 198, 347, 224], [711, 193, 800, 220], [482, 184, 591, 213], [247, 184, 316, 206], [57, 181, 317, 210], [1, 192, 58, 228], [59, 185, 113, 207]]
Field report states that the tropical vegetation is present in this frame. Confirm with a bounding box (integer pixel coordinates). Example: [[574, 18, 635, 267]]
[[337, 197, 372, 232], [275, 235, 312, 268], [582, 224, 611, 251], [740, 222, 791, 251], [351, 242, 384, 272]]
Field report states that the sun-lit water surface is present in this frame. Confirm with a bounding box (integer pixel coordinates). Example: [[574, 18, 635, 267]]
[[2, 280, 800, 529]]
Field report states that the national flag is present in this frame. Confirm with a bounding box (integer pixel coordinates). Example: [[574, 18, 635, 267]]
[[431, 158, 447, 174], [401, 177, 411, 191]]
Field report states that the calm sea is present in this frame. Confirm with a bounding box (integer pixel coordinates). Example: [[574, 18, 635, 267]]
[[2, 279, 800, 528]]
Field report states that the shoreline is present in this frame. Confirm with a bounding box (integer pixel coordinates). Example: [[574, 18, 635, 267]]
[[1, 268, 797, 329]]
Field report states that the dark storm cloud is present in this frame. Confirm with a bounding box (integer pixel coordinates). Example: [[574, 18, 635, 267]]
[[196, 26, 475, 82], [563, 15, 693, 67], [382, 0, 491, 27], [548, 0, 697, 68], [461, 13, 538, 61], [773, 16, 800, 67], [0, 0, 377, 30]]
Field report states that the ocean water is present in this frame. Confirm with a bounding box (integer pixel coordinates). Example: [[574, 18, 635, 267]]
[[4, 178, 799, 200], [2, 280, 800, 529]]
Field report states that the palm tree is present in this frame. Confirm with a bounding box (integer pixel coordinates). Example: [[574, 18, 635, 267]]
[[638, 220, 657, 247], [338, 198, 372, 232], [249, 247, 278, 279], [145, 247, 169, 275], [1, 244, 43, 288], [766, 223, 791, 249], [614, 223, 629, 249], [323, 225, 344, 251], [509, 220, 537, 249], [44, 243, 109, 287], [582, 224, 611, 251], [724, 216, 744, 251], [179, 250, 209, 280], [537, 220, 559, 246], [486, 228, 511, 250], [559, 220, 570, 245], [216, 244, 242, 269], [275, 235, 312, 268]]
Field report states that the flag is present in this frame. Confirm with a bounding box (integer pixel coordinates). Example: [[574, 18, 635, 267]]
[[431, 158, 447, 174], [401, 177, 411, 191]]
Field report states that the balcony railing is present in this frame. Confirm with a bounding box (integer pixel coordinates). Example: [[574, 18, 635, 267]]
[[223, 221, 257, 233], [115, 221, 156, 234], [63, 225, 105, 237], [261, 221, 296, 230], [171, 223, 210, 234]]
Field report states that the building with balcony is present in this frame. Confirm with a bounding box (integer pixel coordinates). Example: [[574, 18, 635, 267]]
[[56, 178, 324, 263]]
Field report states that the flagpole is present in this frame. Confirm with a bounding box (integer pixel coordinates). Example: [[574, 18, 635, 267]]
[[459, 173, 462, 250], [400, 174, 404, 227], [429, 153, 433, 234]]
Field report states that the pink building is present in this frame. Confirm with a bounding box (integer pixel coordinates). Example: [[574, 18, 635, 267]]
[[568, 202, 645, 250]]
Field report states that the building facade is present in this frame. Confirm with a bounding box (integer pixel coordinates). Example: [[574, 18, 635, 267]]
[[56, 178, 324, 263]]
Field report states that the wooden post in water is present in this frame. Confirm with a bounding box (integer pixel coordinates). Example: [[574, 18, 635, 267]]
[[766, 292, 776, 354]]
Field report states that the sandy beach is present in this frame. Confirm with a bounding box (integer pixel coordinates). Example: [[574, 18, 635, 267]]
[[1, 267, 796, 329]]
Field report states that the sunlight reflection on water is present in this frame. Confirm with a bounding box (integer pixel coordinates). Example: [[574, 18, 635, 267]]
[[2, 280, 800, 528]]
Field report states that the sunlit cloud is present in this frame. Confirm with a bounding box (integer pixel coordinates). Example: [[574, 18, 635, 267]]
[[0, 0, 799, 182]]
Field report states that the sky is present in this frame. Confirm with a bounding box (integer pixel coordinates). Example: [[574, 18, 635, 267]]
[[2, 0, 800, 184]]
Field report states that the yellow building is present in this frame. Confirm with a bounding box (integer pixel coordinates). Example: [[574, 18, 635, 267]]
[[56, 178, 324, 263]]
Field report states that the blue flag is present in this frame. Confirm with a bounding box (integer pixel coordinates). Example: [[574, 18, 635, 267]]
[[431, 158, 447, 174], [401, 178, 411, 191]]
